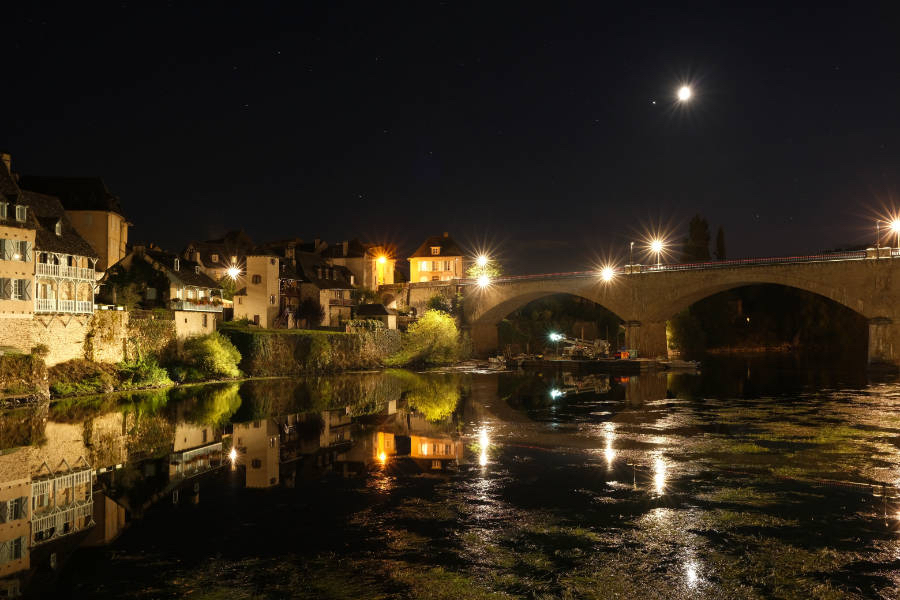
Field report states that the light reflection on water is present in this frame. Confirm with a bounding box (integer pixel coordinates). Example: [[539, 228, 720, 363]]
[[9, 356, 900, 598]]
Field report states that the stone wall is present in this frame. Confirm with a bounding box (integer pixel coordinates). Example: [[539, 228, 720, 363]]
[[32, 314, 92, 366], [173, 310, 216, 348], [86, 310, 128, 364], [0, 315, 34, 354]]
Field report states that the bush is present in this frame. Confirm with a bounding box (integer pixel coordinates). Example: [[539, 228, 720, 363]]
[[118, 357, 173, 389], [180, 333, 242, 379], [30, 344, 50, 358], [426, 294, 452, 313], [386, 310, 463, 366], [48, 359, 119, 397]]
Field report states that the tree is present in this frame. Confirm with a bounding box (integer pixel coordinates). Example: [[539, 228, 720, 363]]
[[681, 215, 711, 262], [386, 309, 463, 366], [219, 276, 237, 301], [181, 333, 242, 379], [466, 259, 502, 279], [296, 298, 325, 328], [715, 227, 727, 260], [426, 293, 452, 313]]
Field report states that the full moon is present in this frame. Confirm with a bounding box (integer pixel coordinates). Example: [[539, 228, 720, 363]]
[[677, 85, 692, 101]]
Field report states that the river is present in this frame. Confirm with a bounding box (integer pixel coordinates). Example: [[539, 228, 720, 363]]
[[5, 356, 900, 598]]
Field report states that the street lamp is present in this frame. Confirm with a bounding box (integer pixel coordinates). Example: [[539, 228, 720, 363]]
[[677, 85, 692, 101], [226, 266, 241, 280], [377, 255, 387, 265], [650, 238, 664, 267], [891, 219, 900, 250], [476, 255, 488, 268], [600, 266, 615, 283], [477, 274, 490, 287]]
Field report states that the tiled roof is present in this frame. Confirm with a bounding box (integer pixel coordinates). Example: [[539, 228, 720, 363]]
[[19, 191, 97, 257], [183, 230, 255, 270], [145, 249, 221, 289], [320, 238, 369, 259], [295, 251, 355, 289], [18, 175, 126, 217], [409, 234, 464, 258]]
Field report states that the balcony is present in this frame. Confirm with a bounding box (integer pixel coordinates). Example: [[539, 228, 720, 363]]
[[35, 298, 93, 314], [171, 299, 224, 313], [36, 262, 95, 281]]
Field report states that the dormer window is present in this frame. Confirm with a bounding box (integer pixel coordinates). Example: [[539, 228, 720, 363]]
[[231, 255, 237, 263], [174, 258, 180, 271], [211, 254, 219, 262], [194, 265, 200, 274], [15, 205, 26, 222], [431, 246, 440, 255], [54, 220, 62, 236]]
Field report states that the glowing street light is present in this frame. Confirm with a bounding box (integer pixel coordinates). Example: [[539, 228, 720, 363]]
[[891, 219, 900, 250], [476, 255, 488, 268], [549, 388, 563, 399], [226, 266, 241, 280], [477, 274, 491, 287], [228, 448, 238, 462], [650, 238, 665, 266], [600, 266, 615, 283], [548, 332, 563, 342], [677, 85, 692, 101], [377, 255, 387, 264]]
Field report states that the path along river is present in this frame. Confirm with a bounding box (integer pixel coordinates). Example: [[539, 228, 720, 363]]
[[7, 355, 900, 598]]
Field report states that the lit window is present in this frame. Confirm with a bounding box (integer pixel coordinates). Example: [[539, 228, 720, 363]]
[[420, 260, 430, 272], [11, 279, 25, 300], [431, 247, 440, 255], [231, 255, 237, 263], [173, 258, 180, 271], [55, 220, 62, 236], [14, 205, 26, 222], [269, 295, 275, 305], [0, 202, 7, 219], [194, 265, 200, 274], [211, 254, 219, 262]]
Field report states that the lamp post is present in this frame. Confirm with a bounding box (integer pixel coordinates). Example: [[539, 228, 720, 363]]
[[629, 241, 634, 271], [650, 239, 664, 267], [891, 219, 900, 252]]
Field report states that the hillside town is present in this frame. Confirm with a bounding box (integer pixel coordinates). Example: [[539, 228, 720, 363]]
[[0, 152, 472, 366]]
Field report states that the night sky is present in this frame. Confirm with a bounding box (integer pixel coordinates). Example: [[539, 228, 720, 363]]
[[6, 2, 900, 275]]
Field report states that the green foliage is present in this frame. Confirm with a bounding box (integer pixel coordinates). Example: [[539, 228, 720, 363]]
[[218, 275, 237, 301], [30, 344, 49, 358], [181, 383, 242, 426], [180, 333, 242, 380], [466, 260, 502, 279], [0, 353, 46, 398], [426, 294, 452, 313], [49, 359, 119, 397], [387, 309, 464, 366], [118, 357, 173, 389]]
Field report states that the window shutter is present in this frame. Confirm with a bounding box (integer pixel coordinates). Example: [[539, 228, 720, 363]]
[[23, 280, 32, 301], [24, 241, 33, 262], [0, 278, 9, 300], [0, 239, 8, 261]]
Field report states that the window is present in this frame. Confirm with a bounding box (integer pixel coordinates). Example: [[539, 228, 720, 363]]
[[269, 437, 276, 448], [444, 260, 452, 271], [231, 255, 237, 263], [252, 274, 261, 284], [14, 206, 26, 222], [194, 266, 200, 274], [270, 258, 276, 265], [251, 459, 262, 469], [269, 295, 275, 305], [431, 276, 439, 281], [0, 498, 26, 523], [11, 279, 25, 300], [202, 314, 208, 327], [350, 275, 355, 285], [55, 220, 62, 236], [173, 258, 180, 271], [211, 254, 219, 262], [0, 202, 6, 219], [419, 260, 430, 272], [431, 246, 440, 255], [238, 297, 242, 305]]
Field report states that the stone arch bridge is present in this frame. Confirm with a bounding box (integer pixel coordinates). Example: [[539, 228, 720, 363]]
[[455, 250, 900, 365]]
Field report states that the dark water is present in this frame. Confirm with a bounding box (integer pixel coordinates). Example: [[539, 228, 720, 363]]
[[6, 356, 900, 598]]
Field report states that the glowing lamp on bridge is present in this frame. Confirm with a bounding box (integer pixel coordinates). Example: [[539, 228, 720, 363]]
[[677, 85, 692, 101], [476, 255, 489, 268], [226, 266, 241, 280], [477, 274, 491, 287], [549, 388, 563, 399], [600, 266, 616, 282], [650, 238, 665, 266]]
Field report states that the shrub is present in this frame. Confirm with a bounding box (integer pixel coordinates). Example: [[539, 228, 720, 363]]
[[30, 344, 50, 358], [118, 356, 173, 389], [48, 359, 119, 397], [426, 294, 452, 313], [180, 333, 242, 379], [386, 309, 462, 366]]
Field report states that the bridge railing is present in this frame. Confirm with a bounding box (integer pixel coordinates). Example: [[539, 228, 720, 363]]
[[459, 249, 879, 285]]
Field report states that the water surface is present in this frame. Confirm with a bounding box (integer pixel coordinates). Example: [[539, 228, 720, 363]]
[[6, 357, 900, 598]]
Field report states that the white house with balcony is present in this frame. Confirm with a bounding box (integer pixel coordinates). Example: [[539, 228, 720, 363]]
[[23, 192, 99, 316]]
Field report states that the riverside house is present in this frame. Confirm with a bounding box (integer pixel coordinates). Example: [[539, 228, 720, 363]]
[[408, 232, 465, 282]]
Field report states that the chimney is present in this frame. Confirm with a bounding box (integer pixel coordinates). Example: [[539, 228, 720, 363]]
[[443, 232, 449, 238], [342, 240, 349, 256], [0, 153, 10, 172]]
